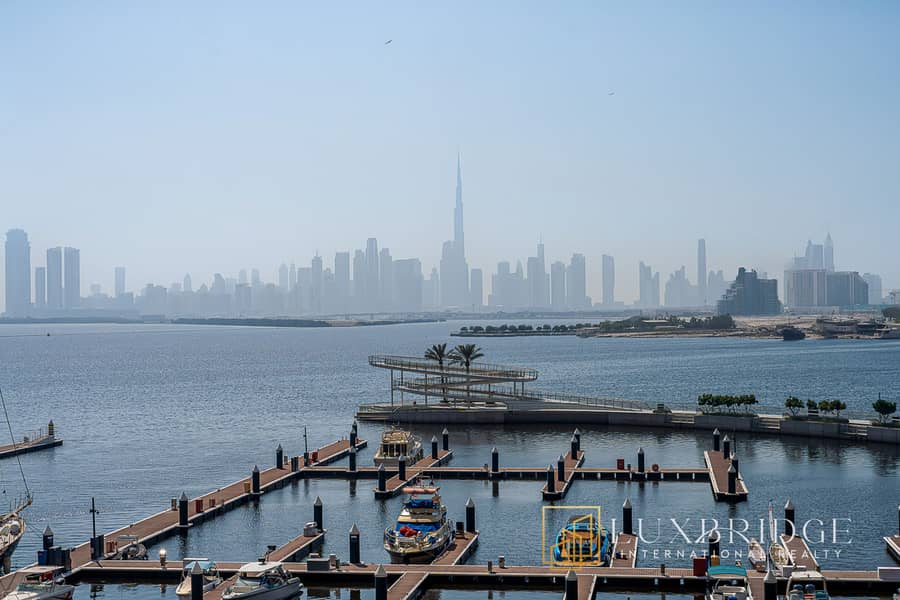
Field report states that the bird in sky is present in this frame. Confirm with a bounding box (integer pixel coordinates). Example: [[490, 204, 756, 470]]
[[608, 91, 615, 96], [385, 39, 392, 45]]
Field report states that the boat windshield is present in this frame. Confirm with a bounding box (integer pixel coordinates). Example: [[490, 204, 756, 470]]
[[406, 498, 435, 509]]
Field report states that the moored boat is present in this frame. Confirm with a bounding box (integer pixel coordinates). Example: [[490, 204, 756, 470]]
[[112, 535, 148, 560], [0, 505, 26, 570], [374, 428, 424, 467], [222, 561, 302, 600], [2, 566, 74, 600], [747, 538, 766, 572], [551, 514, 611, 566], [768, 542, 790, 570], [786, 569, 829, 600], [779, 326, 806, 341], [384, 483, 454, 564], [175, 559, 223, 597], [706, 565, 752, 600]]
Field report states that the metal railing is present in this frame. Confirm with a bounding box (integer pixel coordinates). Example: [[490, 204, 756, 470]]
[[369, 354, 539, 382]]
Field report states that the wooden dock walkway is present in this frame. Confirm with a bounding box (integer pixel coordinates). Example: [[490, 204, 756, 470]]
[[609, 533, 638, 568], [0, 433, 62, 459], [885, 535, 900, 563], [781, 533, 819, 570], [432, 531, 479, 566], [387, 572, 428, 600], [577, 573, 597, 600], [542, 450, 585, 500], [375, 450, 453, 499], [307, 465, 707, 481], [703, 451, 748, 501]]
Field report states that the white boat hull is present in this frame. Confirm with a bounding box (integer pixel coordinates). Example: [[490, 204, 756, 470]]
[[3, 586, 75, 600], [222, 579, 302, 600]]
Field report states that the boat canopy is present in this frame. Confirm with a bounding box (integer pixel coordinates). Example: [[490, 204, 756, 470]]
[[405, 497, 436, 509], [184, 560, 216, 571], [395, 521, 439, 533], [403, 487, 437, 495], [708, 565, 748, 578], [238, 561, 284, 576]]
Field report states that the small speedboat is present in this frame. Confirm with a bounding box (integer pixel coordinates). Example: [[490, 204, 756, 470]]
[[551, 514, 611, 566], [222, 561, 302, 600], [2, 566, 74, 600], [747, 538, 766, 572], [112, 535, 148, 560], [374, 428, 424, 467], [384, 482, 454, 564], [706, 565, 752, 600], [769, 542, 789, 569], [175, 559, 223, 597], [786, 570, 829, 600]]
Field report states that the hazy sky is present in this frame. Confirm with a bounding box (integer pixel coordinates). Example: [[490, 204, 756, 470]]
[[2, 2, 899, 307]]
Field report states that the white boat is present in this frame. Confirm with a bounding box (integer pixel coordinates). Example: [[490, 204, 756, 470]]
[[875, 327, 900, 339], [747, 538, 766, 572], [706, 565, 752, 600], [769, 542, 789, 569], [384, 483, 454, 564], [175, 559, 223, 597], [112, 534, 148, 560], [222, 561, 302, 600], [786, 570, 829, 600], [2, 566, 74, 600], [373, 428, 423, 467]]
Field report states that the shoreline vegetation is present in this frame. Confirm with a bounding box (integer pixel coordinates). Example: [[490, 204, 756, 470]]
[[0, 316, 442, 328]]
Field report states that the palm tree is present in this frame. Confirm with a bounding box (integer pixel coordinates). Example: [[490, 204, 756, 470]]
[[425, 343, 449, 402], [449, 344, 485, 404]]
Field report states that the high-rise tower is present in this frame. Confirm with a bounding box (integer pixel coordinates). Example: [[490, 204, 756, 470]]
[[4, 229, 31, 317], [454, 153, 464, 253], [441, 154, 469, 307], [697, 239, 707, 305], [824, 233, 834, 272]]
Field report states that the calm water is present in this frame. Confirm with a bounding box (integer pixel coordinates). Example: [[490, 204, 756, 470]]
[[0, 322, 897, 573]]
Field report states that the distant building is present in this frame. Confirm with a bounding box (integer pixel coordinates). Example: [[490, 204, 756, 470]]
[[550, 261, 566, 310], [469, 268, 483, 311], [439, 156, 469, 308], [825, 271, 868, 307], [566, 253, 587, 309], [638, 261, 660, 308], [365, 238, 379, 312], [717, 267, 781, 316], [664, 266, 697, 308], [378, 248, 393, 312], [34, 266, 46, 309], [824, 233, 834, 272], [697, 239, 707, 305], [63, 246, 80, 310], [311, 254, 324, 313], [784, 269, 827, 308], [352, 249, 366, 311], [601, 254, 615, 306], [863, 273, 882, 305], [423, 268, 440, 310], [707, 270, 728, 305], [393, 258, 423, 312], [4, 229, 31, 317], [334, 251, 351, 312], [278, 263, 289, 291], [115, 267, 126, 297], [46, 247, 63, 309]]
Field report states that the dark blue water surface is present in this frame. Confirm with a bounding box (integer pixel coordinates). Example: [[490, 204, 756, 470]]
[[0, 322, 897, 574]]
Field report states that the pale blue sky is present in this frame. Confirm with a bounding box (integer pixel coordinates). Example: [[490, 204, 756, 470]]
[[2, 2, 899, 304]]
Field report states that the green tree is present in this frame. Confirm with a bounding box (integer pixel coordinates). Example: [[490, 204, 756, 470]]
[[831, 400, 847, 419], [818, 400, 833, 416], [425, 343, 449, 403], [806, 399, 817, 411], [449, 344, 485, 404], [784, 396, 803, 417], [873, 398, 898, 424]]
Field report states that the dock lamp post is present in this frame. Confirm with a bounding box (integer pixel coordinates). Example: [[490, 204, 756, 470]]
[[303, 426, 309, 464]]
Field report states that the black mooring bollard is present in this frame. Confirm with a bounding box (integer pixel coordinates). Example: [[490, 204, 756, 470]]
[[565, 570, 578, 600], [48, 420, 56, 437], [764, 568, 777, 600], [570, 436, 577, 460], [431, 436, 439, 460], [491, 447, 499, 476], [349, 523, 361, 563], [708, 530, 720, 558], [730, 452, 739, 476], [374, 564, 387, 600], [251, 465, 261, 495], [190, 561, 204, 600], [897, 503, 900, 535], [179, 492, 189, 527], [313, 496, 324, 531], [276, 444, 284, 469], [377, 464, 386, 492], [304, 450, 310, 465], [442, 427, 449, 451], [546, 465, 556, 493], [622, 498, 633, 535], [291, 455, 299, 472], [573, 428, 581, 451], [784, 499, 796, 537], [349, 446, 357, 472], [727, 464, 737, 494], [722, 435, 731, 459], [557, 455, 565, 481], [637, 448, 645, 473], [43, 525, 54, 551], [712, 428, 721, 452], [465, 498, 476, 533], [350, 428, 357, 448], [398, 454, 407, 481]]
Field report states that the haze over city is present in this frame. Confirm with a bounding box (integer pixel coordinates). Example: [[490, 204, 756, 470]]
[[2, 2, 899, 313]]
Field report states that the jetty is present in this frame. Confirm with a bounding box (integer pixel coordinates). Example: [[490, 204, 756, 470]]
[[0, 421, 61, 459]]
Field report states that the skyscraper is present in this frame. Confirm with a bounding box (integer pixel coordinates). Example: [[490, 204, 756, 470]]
[[183, 273, 193, 293], [353, 249, 367, 311], [824, 233, 834, 272], [278, 263, 289, 291], [454, 153, 464, 254], [440, 157, 469, 308], [379, 248, 393, 311], [638, 261, 660, 308], [365, 238, 379, 311], [334, 251, 351, 311], [4, 229, 31, 317], [566, 253, 587, 309], [393, 258, 423, 312], [46, 247, 63, 309], [697, 239, 707, 305], [863, 273, 882, 305], [550, 261, 566, 310], [601, 255, 615, 306], [469, 268, 483, 310], [716, 268, 781, 316], [115, 267, 126, 297], [311, 254, 323, 313], [35, 266, 46, 309], [63, 246, 80, 310]]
